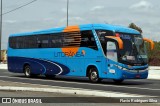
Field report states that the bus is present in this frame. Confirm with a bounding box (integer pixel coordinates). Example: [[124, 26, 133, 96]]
[[7, 24, 154, 83]]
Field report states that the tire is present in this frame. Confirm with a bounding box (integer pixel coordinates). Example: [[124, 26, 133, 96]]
[[88, 67, 101, 83], [113, 79, 124, 83], [24, 65, 32, 77]]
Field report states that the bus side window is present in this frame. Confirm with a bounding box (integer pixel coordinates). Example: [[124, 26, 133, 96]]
[[23, 36, 37, 48], [37, 40, 42, 48], [37, 35, 49, 48], [95, 30, 114, 54], [80, 30, 98, 50], [9, 37, 17, 48], [49, 33, 62, 48], [106, 41, 118, 62]]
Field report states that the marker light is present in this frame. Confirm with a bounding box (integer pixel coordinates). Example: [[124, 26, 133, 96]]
[[116, 33, 120, 37], [135, 75, 141, 78]]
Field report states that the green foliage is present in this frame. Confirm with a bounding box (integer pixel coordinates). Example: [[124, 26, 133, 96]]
[[146, 41, 160, 66], [128, 23, 143, 34]]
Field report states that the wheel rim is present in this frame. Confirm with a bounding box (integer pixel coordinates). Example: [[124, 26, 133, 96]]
[[90, 71, 98, 81], [25, 67, 30, 76]]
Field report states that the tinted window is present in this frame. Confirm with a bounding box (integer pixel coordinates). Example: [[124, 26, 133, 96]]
[[9, 30, 97, 50], [23, 36, 37, 48], [96, 30, 114, 53], [80, 30, 97, 50], [9, 37, 17, 48], [37, 35, 49, 48], [18, 37, 25, 48], [63, 31, 81, 47], [49, 33, 62, 48]]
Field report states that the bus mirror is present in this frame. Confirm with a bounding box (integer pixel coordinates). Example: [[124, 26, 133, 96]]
[[143, 38, 154, 50], [105, 36, 123, 49]]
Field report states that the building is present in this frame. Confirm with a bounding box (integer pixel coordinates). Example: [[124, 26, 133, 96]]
[[1, 50, 7, 63]]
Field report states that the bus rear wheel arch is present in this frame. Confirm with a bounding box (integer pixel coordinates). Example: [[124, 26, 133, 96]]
[[23, 64, 31, 77], [23, 64, 38, 78], [87, 66, 102, 83]]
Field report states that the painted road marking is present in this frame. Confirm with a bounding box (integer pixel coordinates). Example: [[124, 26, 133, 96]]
[[0, 80, 152, 97], [0, 76, 159, 91]]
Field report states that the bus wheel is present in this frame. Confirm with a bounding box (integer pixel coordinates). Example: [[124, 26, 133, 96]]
[[113, 79, 124, 84], [89, 67, 101, 83], [24, 65, 32, 77]]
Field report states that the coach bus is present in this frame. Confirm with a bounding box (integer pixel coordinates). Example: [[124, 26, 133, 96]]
[[7, 24, 154, 83]]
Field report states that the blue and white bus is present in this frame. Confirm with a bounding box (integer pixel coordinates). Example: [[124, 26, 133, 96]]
[[7, 24, 154, 83]]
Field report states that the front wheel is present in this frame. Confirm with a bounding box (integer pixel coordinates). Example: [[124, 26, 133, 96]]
[[88, 67, 102, 83]]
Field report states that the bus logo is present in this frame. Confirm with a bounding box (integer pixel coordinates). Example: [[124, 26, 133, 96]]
[[54, 50, 85, 57]]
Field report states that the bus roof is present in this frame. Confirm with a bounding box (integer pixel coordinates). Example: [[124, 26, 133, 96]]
[[10, 23, 140, 37]]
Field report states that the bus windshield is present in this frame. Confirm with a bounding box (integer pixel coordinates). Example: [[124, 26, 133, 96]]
[[118, 33, 148, 65]]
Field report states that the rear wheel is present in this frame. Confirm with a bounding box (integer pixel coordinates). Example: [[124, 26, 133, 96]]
[[24, 65, 32, 77], [88, 67, 102, 83]]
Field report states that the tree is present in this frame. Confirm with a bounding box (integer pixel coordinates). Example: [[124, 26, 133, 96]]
[[128, 23, 143, 34]]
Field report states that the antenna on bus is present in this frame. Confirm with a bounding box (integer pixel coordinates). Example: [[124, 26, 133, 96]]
[[66, 0, 69, 26]]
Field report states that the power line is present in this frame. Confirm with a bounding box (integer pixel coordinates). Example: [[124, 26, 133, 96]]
[[1, 0, 38, 16]]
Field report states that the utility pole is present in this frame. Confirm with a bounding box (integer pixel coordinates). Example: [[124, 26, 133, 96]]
[[67, 0, 69, 26], [0, 0, 2, 62]]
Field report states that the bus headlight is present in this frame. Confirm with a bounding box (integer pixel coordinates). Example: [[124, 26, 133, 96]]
[[115, 65, 128, 70], [122, 67, 128, 70]]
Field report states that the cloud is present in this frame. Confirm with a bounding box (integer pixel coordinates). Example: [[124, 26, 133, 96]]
[[4, 20, 17, 24], [70, 17, 84, 21], [2, 0, 160, 49], [130, 0, 153, 10], [60, 16, 84, 22], [43, 18, 53, 21], [90, 6, 104, 11], [59, 16, 86, 26]]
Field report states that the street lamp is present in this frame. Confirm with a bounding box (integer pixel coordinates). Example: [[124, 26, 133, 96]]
[[67, 0, 69, 26], [0, 0, 2, 62]]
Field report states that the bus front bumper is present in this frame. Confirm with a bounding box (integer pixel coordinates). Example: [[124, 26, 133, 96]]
[[107, 65, 148, 80], [120, 69, 148, 79]]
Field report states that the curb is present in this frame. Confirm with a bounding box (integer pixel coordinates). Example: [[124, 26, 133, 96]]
[[0, 86, 149, 97], [149, 66, 160, 70]]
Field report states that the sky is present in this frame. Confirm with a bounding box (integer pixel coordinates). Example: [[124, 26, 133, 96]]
[[1, 0, 160, 49]]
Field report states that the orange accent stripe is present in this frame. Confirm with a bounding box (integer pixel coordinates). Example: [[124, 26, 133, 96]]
[[143, 38, 154, 50], [105, 36, 124, 49], [63, 25, 80, 32]]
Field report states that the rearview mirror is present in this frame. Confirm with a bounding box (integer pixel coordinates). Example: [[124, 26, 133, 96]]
[[143, 38, 154, 50]]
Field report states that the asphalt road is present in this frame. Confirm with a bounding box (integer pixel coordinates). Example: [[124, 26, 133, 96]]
[[0, 69, 160, 97], [0, 90, 159, 106]]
